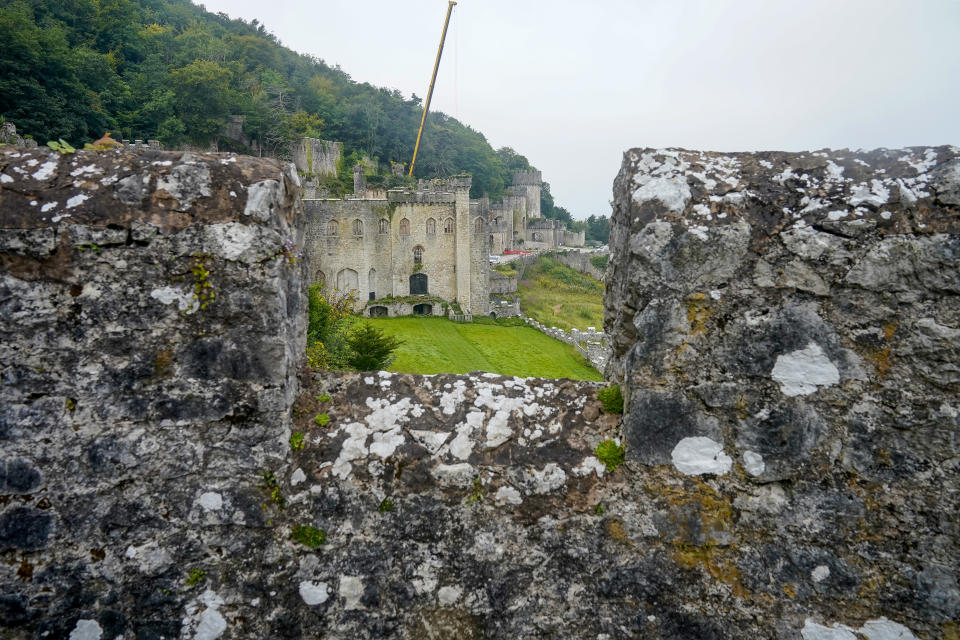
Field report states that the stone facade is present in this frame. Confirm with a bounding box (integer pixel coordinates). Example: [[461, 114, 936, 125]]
[[303, 176, 489, 315]]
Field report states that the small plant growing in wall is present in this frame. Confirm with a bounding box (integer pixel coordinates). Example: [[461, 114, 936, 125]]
[[378, 497, 395, 513], [289, 431, 305, 451], [466, 477, 484, 505], [597, 384, 623, 414], [185, 568, 206, 587], [190, 252, 216, 311], [259, 470, 285, 509], [291, 525, 326, 548], [314, 413, 330, 427], [595, 439, 625, 472], [316, 393, 331, 404]]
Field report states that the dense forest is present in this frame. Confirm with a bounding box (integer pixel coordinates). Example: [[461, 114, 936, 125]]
[[0, 0, 601, 231]]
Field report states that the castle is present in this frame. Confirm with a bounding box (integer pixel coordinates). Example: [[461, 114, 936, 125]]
[[299, 138, 584, 317]]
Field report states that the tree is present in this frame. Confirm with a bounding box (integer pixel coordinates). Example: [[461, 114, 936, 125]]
[[167, 59, 233, 144], [346, 323, 402, 371]]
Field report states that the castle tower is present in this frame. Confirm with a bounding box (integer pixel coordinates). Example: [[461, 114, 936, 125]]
[[451, 176, 474, 312], [512, 170, 542, 220]]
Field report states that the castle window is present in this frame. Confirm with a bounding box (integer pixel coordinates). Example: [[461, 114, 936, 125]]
[[352, 219, 363, 236], [379, 218, 388, 234], [444, 217, 454, 233], [426, 217, 436, 234], [413, 245, 424, 265], [326, 220, 339, 236], [399, 218, 410, 235], [474, 218, 484, 233]]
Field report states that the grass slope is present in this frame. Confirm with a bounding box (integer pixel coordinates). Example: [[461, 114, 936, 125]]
[[367, 317, 601, 381], [517, 256, 605, 332]]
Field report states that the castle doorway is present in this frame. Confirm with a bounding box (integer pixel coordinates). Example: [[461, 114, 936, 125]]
[[369, 306, 388, 317], [409, 273, 428, 295], [413, 303, 432, 316]]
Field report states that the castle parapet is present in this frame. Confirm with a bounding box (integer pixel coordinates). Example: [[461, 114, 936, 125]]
[[512, 170, 541, 186], [387, 189, 456, 205]]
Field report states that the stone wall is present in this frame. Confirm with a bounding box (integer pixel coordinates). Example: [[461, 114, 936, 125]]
[[548, 248, 607, 281], [0, 146, 307, 635], [292, 138, 341, 177], [605, 146, 960, 638]]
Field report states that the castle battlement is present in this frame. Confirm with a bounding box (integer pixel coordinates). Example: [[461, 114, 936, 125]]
[[387, 189, 457, 205], [512, 170, 541, 186]]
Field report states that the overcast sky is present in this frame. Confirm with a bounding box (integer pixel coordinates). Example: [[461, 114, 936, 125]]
[[195, 0, 960, 218]]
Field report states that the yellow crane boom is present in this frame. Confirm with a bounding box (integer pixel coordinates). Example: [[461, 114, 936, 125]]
[[409, 1, 457, 177]]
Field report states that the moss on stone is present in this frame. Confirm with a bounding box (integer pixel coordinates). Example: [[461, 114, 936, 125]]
[[291, 524, 326, 548], [594, 439, 625, 472]]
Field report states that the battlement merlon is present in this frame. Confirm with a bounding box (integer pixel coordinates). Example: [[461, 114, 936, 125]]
[[512, 170, 542, 186], [387, 189, 457, 205], [447, 175, 472, 191]]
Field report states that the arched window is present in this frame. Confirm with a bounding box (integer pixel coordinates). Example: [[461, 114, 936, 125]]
[[474, 217, 484, 233], [379, 218, 388, 234], [336, 268, 359, 292], [399, 218, 410, 235], [444, 217, 454, 234], [413, 245, 423, 265], [326, 220, 339, 236], [426, 217, 436, 234], [352, 219, 363, 236]]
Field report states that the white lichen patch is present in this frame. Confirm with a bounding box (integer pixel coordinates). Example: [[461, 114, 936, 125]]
[[183, 590, 227, 640], [409, 430, 449, 455], [299, 581, 330, 605], [671, 437, 732, 476], [290, 468, 307, 486], [494, 486, 523, 505], [801, 619, 858, 640], [572, 456, 606, 478], [244, 179, 282, 221], [198, 492, 223, 511], [0, 173, 13, 183], [431, 462, 475, 487], [66, 193, 90, 209], [41, 202, 58, 213], [70, 163, 101, 177], [206, 223, 258, 262], [742, 451, 765, 476], [32, 158, 58, 181], [437, 585, 463, 605], [150, 286, 200, 315], [771, 342, 840, 396], [859, 617, 918, 640], [529, 463, 567, 494], [339, 576, 364, 610], [811, 565, 830, 583], [848, 179, 890, 207], [69, 619, 103, 640]]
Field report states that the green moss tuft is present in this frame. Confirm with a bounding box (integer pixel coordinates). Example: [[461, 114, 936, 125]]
[[378, 497, 395, 512], [595, 439, 625, 472], [289, 431, 305, 451], [597, 384, 623, 414], [185, 568, 206, 587], [314, 413, 330, 427], [291, 524, 326, 548], [317, 393, 332, 403]]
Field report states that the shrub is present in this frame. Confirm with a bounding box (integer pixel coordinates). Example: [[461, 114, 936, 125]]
[[595, 440, 625, 472], [346, 322, 402, 371], [598, 384, 623, 414], [306, 285, 356, 369], [291, 525, 326, 548]]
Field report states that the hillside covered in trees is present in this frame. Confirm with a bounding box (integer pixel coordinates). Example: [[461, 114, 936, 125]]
[[0, 0, 581, 219]]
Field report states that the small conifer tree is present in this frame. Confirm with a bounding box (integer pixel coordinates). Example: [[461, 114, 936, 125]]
[[346, 323, 402, 371]]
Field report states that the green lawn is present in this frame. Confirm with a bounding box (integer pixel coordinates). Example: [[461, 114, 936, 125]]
[[366, 316, 601, 380]]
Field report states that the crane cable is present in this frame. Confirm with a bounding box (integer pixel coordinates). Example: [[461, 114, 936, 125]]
[[409, 1, 457, 177]]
